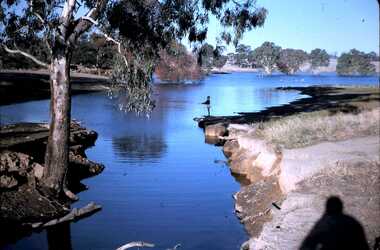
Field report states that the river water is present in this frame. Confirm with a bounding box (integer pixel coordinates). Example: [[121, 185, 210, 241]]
[[1, 73, 378, 250]]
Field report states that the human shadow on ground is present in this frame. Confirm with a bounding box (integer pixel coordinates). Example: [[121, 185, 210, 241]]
[[300, 196, 369, 250]]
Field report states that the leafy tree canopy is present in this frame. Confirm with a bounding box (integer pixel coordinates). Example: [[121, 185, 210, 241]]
[[234, 43, 251, 67], [336, 49, 376, 76], [197, 42, 227, 72], [71, 34, 115, 71], [1, 0, 267, 113], [277, 48, 308, 75], [155, 41, 201, 82], [366, 51, 379, 61], [251, 41, 281, 74], [0, 0, 268, 198], [198, 43, 215, 72], [213, 54, 228, 69], [309, 48, 329, 69]]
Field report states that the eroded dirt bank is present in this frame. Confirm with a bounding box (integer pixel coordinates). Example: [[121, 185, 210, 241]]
[[198, 86, 380, 249], [225, 128, 379, 249]]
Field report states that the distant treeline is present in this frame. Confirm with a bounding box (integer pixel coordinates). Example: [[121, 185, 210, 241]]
[[0, 33, 116, 74], [226, 42, 379, 76], [0, 36, 378, 77], [0, 35, 226, 82]]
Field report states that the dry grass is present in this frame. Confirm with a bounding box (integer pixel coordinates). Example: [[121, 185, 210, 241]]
[[255, 108, 380, 149], [335, 87, 380, 110]]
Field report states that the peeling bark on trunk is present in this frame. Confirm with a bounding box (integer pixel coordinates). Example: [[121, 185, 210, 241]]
[[43, 52, 71, 195]]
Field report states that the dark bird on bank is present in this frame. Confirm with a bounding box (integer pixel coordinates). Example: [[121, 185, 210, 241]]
[[201, 96, 211, 105]]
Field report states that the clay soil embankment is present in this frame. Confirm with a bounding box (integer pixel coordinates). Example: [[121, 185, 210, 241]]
[[199, 86, 380, 249]]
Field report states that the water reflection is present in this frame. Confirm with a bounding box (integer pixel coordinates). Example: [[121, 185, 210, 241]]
[[112, 134, 167, 162], [2, 73, 378, 250]]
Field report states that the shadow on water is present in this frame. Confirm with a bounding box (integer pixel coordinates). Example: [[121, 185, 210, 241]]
[[0, 222, 73, 250], [300, 196, 369, 250], [47, 223, 73, 250]]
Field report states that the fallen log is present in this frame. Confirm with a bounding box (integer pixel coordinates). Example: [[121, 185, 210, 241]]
[[30, 202, 102, 229]]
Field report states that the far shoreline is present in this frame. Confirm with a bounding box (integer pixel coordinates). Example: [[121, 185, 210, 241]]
[[0, 70, 110, 106], [1, 69, 378, 107]]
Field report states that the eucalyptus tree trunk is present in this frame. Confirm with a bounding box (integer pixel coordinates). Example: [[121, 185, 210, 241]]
[[1, 0, 105, 198], [43, 47, 72, 196], [41, 0, 78, 198]]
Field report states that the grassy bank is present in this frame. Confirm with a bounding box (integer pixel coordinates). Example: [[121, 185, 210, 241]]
[[252, 87, 379, 148], [255, 107, 379, 149]]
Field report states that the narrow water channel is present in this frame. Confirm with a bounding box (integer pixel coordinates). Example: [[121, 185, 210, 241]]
[[1, 73, 377, 250]]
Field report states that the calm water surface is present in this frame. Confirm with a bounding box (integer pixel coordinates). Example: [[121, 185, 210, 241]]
[[1, 73, 378, 250]]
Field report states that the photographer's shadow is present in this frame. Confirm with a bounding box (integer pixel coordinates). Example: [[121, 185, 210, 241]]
[[300, 196, 369, 250]]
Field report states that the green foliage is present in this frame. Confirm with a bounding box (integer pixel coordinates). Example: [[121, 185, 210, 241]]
[[71, 34, 115, 69], [251, 41, 281, 74], [198, 43, 215, 72], [156, 41, 201, 82], [197, 43, 227, 71], [105, 0, 267, 112], [337, 49, 376, 76], [234, 44, 252, 68], [109, 53, 155, 115], [310, 48, 329, 69], [277, 48, 308, 75], [0, 47, 39, 69], [1, 0, 267, 114], [213, 55, 228, 69], [366, 51, 379, 61], [0, 35, 50, 69]]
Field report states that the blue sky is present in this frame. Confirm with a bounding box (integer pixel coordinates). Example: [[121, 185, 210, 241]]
[[204, 0, 379, 55]]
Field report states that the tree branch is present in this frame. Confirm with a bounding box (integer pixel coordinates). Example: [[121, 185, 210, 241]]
[[81, 15, 98, 25], [68, 0, 107, 44], [116, 242, 155, 250], [62, 0, 76, 26], [30, 202, 102, 228], [58, 0, 76, 41], [29, 0, 53, 54], [2, 44, 49, 68], [101, 32, 129, 67], [30, 0, 46, 24], [77, 10, 129, 67]]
